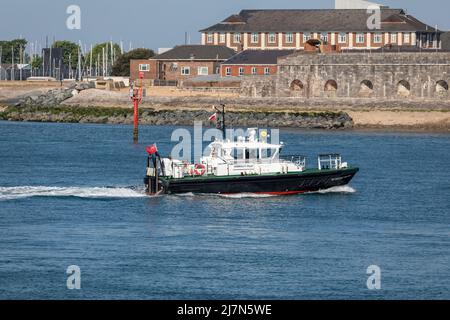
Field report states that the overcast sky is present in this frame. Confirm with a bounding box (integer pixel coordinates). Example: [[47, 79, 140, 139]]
[[1, 0, 449, 52]]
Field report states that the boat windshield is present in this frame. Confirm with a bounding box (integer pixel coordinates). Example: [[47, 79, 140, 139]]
[[233, 147, 278, 161]]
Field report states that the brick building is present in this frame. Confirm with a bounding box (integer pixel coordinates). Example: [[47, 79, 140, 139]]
[[130, 45, 235, 85], [200, 8, 443, 51], [220, 50, 294, 77]]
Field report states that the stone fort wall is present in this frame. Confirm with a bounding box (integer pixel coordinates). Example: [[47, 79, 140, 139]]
[[241, 52, 450, 100]]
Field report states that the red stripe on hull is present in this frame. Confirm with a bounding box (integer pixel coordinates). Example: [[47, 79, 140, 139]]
[[221, 190, 311, 196]]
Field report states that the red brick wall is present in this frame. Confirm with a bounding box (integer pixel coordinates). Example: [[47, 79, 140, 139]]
[[220, 65, 277, 77], [247, 33, 262, 48], [130, 59, 157, 82], [282, 32, 297, 48], [157, 61, 220, 82], [131, 60, 222, 83], [265, 33, 279, 48]]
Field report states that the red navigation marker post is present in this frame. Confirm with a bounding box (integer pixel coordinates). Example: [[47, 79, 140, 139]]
[[130, 72, 145, 143]]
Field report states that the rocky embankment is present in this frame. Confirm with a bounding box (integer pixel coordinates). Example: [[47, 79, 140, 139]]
[[0, 105, 353, 129], [0, 83, 354, 129], [16, 82, 95, 106]]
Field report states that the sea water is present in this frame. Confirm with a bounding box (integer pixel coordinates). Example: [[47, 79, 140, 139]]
[[0, 121, 449, 299]]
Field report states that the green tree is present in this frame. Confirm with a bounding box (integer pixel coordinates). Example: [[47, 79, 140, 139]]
[[85, 42, 121, 69], [111, 48, 155, 76], [31, 54, 43, 69], [0, 39, 27, 64], [53, 40, 81, 70]]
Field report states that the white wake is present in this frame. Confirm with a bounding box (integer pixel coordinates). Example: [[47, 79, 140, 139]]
[[173, 186, 356, 198], [316, 186, 356, 194], [0, 186, 146, 201]]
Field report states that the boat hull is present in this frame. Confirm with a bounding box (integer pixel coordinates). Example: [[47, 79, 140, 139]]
[[145, 167, 359, 195]]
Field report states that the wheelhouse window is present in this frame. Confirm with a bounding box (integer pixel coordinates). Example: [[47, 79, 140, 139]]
[[197, 66, 208, 76], [356, 33, 365, 44], [338, 33, 347, 43], [286, 32, 294, 43], [181, 67, 190, 75], [139, 64, 150, 72], [268, 33, 276, 43], [374, 33, 383, 43], [251, 33, 259, 43]]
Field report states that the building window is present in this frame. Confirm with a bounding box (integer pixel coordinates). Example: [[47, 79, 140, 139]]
[[225, 67, 231, 76], [391, 33, 397, 44], [234, 33, 241, 43], [320, 33, 329, 43], [207, 33, 213, 43], [198, 66, 208, 76], [303, 33, 311, 42], [264, 67, 270, 75], [286, 32, 294, 43], [251, 33, 259, 43], [238, 67, 244, 76], [356, 33, 365, 44], [268, 33, 276, 43], [251, 67, 257, 75], [181, 66, 190, 75], [219, 33, 226, 43], [139, 64, 150, 72], [404, 33, 410, 43], [338, 33, 347, 43], [374, 33, 383, 43]]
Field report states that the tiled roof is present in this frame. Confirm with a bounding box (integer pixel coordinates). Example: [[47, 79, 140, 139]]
[[200, 9, 439, 33], [152, 45, 236, 60], [222, 50, 296, 65]]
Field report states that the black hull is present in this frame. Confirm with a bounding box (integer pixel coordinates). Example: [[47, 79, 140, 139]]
[[145, 168, 359, 195]]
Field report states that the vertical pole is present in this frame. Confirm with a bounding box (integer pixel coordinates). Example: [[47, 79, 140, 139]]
[[0, 46, 2, 81], [11, 47, 14, 81], [133, 95, 139, 143], [221, 104, 226, 137], [89, 44, 93, 77], [42, 48, 45, 78], [102, 47, 105, 77]]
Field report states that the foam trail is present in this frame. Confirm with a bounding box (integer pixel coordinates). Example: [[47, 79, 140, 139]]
[[0, 186, 146, 201], [219, 193, 275, 199], [316, 186, 356, 194]]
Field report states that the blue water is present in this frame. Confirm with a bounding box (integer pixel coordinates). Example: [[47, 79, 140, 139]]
[[0, 121, 449, 300]]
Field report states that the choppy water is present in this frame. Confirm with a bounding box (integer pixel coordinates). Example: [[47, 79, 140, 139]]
[[0, 121, 449, 299]]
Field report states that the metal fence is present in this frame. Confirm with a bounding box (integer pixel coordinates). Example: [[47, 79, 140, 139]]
[[153, 79, 178, 87]]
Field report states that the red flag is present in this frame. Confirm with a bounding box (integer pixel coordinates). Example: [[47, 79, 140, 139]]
[[209, 113, 217, 121], [146, 144, 158, 155]]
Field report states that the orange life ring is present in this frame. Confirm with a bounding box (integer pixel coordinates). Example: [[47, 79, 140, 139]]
[[194, 164, 206, 176]]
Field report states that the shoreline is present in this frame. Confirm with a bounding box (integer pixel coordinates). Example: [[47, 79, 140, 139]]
[[1, 107, 449, 134], [1, 83, 449, 133]]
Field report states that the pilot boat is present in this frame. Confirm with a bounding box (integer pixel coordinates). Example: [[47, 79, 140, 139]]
[[143, 127, 359, 196]]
